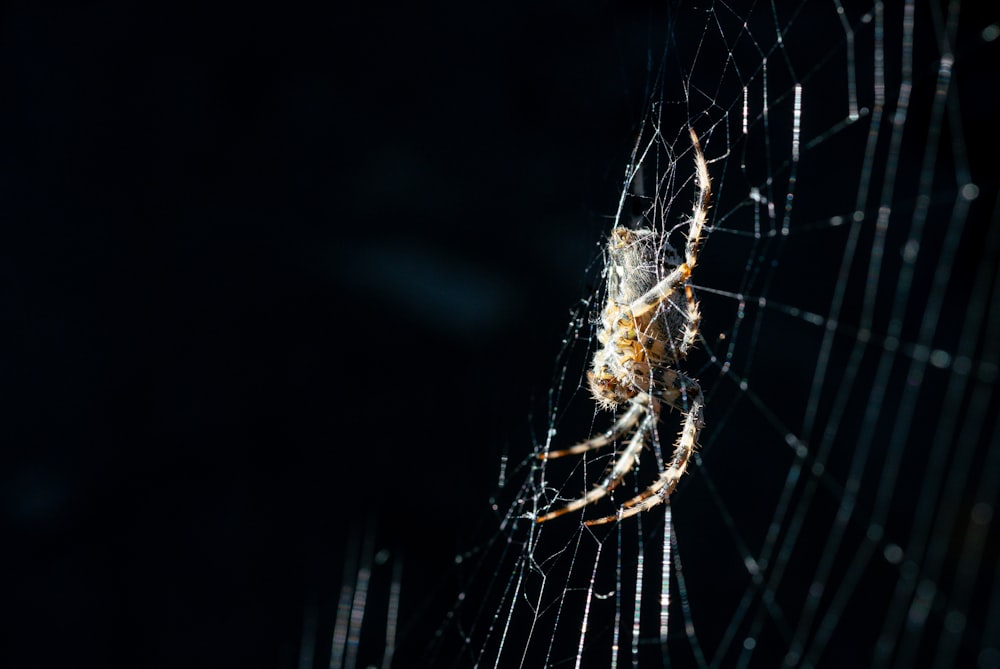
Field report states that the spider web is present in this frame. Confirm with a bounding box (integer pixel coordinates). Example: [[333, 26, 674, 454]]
[[296, 1, 1000, 668], [10, 1, 997, 668]]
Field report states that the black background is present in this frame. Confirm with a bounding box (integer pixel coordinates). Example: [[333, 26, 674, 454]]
[[5, 1, 999, 668], [4, 2, 662, 667]]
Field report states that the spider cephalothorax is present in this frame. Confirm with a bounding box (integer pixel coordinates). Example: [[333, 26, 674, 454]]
[[537, 128, 710, 526]]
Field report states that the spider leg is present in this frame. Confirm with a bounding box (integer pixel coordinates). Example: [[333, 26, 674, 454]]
[[646, 368, 700, 409], [535, 410, 657, 523], [538, 401, 644, 460], [584, 379, 702, 526], [628, 263, 689, 321], [685, 127, 711, 271], [631, 287, 701, 361], [680, 128, 709, 353], [626, 129, 710, 352]]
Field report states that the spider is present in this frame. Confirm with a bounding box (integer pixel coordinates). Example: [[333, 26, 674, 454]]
[[536, 128, 710, 527]]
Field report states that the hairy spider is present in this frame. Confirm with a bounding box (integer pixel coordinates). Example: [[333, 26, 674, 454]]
[[536, 128, 710, 526]]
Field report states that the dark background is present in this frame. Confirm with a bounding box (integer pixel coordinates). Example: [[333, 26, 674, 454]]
[[5, 1, 999, 668], [2, 2, 666, 667]]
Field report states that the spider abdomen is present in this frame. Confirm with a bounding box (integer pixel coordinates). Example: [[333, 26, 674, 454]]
[[587, 227, 690, 409]]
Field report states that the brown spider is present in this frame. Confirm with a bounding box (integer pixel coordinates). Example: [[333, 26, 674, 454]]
[[537, 128, 711, 526]]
